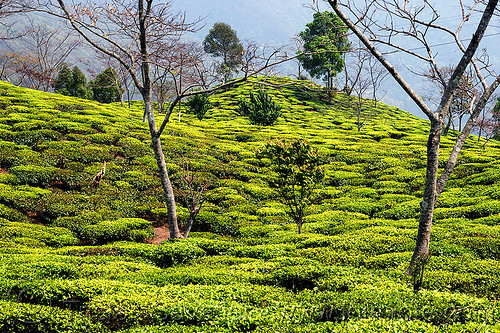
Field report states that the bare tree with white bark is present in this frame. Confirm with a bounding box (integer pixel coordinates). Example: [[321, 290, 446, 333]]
[[327, 0, 500, 285]]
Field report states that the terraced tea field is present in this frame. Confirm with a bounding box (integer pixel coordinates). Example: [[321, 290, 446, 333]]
[[0, 78, 499, 332]]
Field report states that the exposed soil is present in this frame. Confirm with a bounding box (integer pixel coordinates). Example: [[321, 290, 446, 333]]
[[0, 168, 8, 174], [149, 225, 170, 245]]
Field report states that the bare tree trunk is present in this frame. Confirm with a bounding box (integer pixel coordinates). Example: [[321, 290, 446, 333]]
[[183, 208, 200, 239], [409, 119, 441, 268], [138, 0, 180, 238], [145, 99, 181, 238]]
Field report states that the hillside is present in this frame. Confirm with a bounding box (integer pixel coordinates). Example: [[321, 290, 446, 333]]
[[0, 78, 499, 332]]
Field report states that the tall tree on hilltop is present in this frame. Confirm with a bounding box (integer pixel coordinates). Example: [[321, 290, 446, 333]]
[[203, 22, 244, 81], [298, 11, 350, 91], [328, 0, 500, 290]]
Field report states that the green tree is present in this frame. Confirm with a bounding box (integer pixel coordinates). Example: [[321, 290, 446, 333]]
[[70, 66, 92, 99], [91, 67, 123, 104], [298, 12, 350, 90], [203, 22, 244, 80], [239, 90, 282, 126], [257, 139, 324, 234], [53, 63, 72, 95], [185, 93, 211, 120], [53, 64, 92, 99]]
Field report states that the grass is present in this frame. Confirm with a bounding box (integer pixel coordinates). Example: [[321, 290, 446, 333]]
[[0, 78, 499, 332]]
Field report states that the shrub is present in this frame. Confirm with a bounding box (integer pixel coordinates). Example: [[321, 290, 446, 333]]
[[80, 218, 154, 245], [0, 221, 78, 247], [269, 264, 327, 291], [13, 129, 61, 147], [154, 241, 207, 268], [53, 210, 122, 236], [192, 211, 241, 236], [239, 90, 282, 126], [9, 165, 59, 187], [0, 300, 108, 333], [0, 203, 27, 222], [186, 93, 211, 120], [117, 137, 150, 159]]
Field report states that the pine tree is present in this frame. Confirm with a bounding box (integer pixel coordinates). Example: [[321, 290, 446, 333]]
[[91, 67, 123, 104]]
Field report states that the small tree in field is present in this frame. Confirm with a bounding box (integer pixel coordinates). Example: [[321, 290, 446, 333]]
[[185, 92, 211, 120], [239, 90, 283, 126], [257, 139, 324, 234]]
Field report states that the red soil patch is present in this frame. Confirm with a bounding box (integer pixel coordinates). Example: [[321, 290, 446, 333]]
[[149, 225, 170, 245], [0, 168, 8, 174]]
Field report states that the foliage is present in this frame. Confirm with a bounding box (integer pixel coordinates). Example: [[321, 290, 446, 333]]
[[256, 138, 324, 233], [0, 78, 500, 332], [203, 22, 244, 77], [53, 64, 93, 100], [91, 67, 123, 104], [239, 90, 282, 125], [298, 12, 350, 89], [185, 92, 211, 120]]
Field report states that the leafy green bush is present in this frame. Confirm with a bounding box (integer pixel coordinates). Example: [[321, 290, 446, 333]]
[[0, 221, 78, 247], [186, 93, 212, 120], [154, 241, 207, 268], [0, 300, 108, 333], [9, 165, 59, 187], [80, 218, 154, 245]]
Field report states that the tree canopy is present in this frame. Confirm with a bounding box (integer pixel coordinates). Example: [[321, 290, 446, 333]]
[[91, 67, 123, 104], [53, 64, 92, 99], [298, 11, 350, 90], [203, 22, 244, 77]]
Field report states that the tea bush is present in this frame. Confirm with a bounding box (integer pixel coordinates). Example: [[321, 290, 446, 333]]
[[80, 218, 154, 245], [0, 221, 78, 247]]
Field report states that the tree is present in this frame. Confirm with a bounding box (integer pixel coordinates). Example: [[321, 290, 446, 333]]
[[342, 45, 387, 132], [203, 22, 244, 80], [257, 138, 324, 234], [298, 11, 350, 91], [91, 67, 123, 104], [53, 63, 72, 95], [11, 20, 80, 91], [171, 145, 226, 238], [185, 92, 211, 121], [424, 66, 479, 136], [239, 90, 283, 126], [53, 64, 92, 99], [33, 0, 303, 239], [328, 0, 500, 285]]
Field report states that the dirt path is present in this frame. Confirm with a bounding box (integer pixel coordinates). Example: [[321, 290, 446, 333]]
[[149, 225, 171, 245]]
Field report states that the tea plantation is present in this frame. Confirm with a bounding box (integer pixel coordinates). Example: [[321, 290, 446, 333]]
[[0, 78, 499, 332]]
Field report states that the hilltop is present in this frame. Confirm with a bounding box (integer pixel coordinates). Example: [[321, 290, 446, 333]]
[[0, 78, 499, 332]]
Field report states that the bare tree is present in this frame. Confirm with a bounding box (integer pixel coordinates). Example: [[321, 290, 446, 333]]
[[424, 66, 480, 136], [29, 0, 303, 239], [328, 0, 500, 281], [1, 19, 80, 90], [341, 43, 388, 131]]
